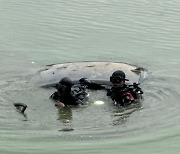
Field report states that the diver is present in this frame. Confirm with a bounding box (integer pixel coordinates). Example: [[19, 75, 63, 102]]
[[79, 70, 143, 106], [107, 70, 143, 106], [50, 77, 88, 108]]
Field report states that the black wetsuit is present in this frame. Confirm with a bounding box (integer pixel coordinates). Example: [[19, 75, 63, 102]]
[[50, 85, 88, 106], [107, 84, 143, 106], [107, 85, 136, 106], [50, 92, 78, 105]]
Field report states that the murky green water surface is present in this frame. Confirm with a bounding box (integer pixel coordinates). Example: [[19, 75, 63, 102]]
[[0, 0, 180, 153]]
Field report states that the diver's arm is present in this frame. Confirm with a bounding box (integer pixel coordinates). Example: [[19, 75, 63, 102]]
[[79, 78, 106, 90], [50, 92, 59, 101], [55, 101, 65, 108], [50, 92, 65, 108]]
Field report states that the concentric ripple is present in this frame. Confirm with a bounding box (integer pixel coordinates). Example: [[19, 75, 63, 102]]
[[0, 72, 180, 140]]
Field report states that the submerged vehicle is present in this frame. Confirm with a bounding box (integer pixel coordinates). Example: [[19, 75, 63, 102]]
[[32, 61, 148, 88], [32, 61, 148, 107]]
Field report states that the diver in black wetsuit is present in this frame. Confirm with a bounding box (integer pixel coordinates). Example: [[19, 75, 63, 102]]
[[50, 77, 88, 108], [107, 70, 141, 106], [79, 70, 143, 106]]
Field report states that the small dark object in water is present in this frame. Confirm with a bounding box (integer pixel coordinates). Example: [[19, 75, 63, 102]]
[[13, 103, 27, 113], [58, 128, 74, 132]]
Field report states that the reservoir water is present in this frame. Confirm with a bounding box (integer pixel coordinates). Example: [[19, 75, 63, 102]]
[[0, 0, 180, 153]]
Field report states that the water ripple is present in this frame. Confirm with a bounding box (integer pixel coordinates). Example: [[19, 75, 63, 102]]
[[0, 70, 180, 141]]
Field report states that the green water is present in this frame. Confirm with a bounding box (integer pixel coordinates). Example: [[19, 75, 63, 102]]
[[1, 0, 180, 153]]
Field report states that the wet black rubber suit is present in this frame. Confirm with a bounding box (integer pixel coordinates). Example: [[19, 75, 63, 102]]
[[79, 77, 143, 106], [50, 77, 88, 106]]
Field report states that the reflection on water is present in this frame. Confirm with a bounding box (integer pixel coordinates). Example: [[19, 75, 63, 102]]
[[56, 99, 142, 130], [57, 107, 75, 131], [112, 102, 143, 126], [57, 106, 73, 122]]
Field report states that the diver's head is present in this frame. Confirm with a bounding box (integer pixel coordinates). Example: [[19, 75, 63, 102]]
[[56, 84, 68, 95], [56, 77, 73, 94], [59, 77, 73, 87], [110, 70, 129, 87]]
